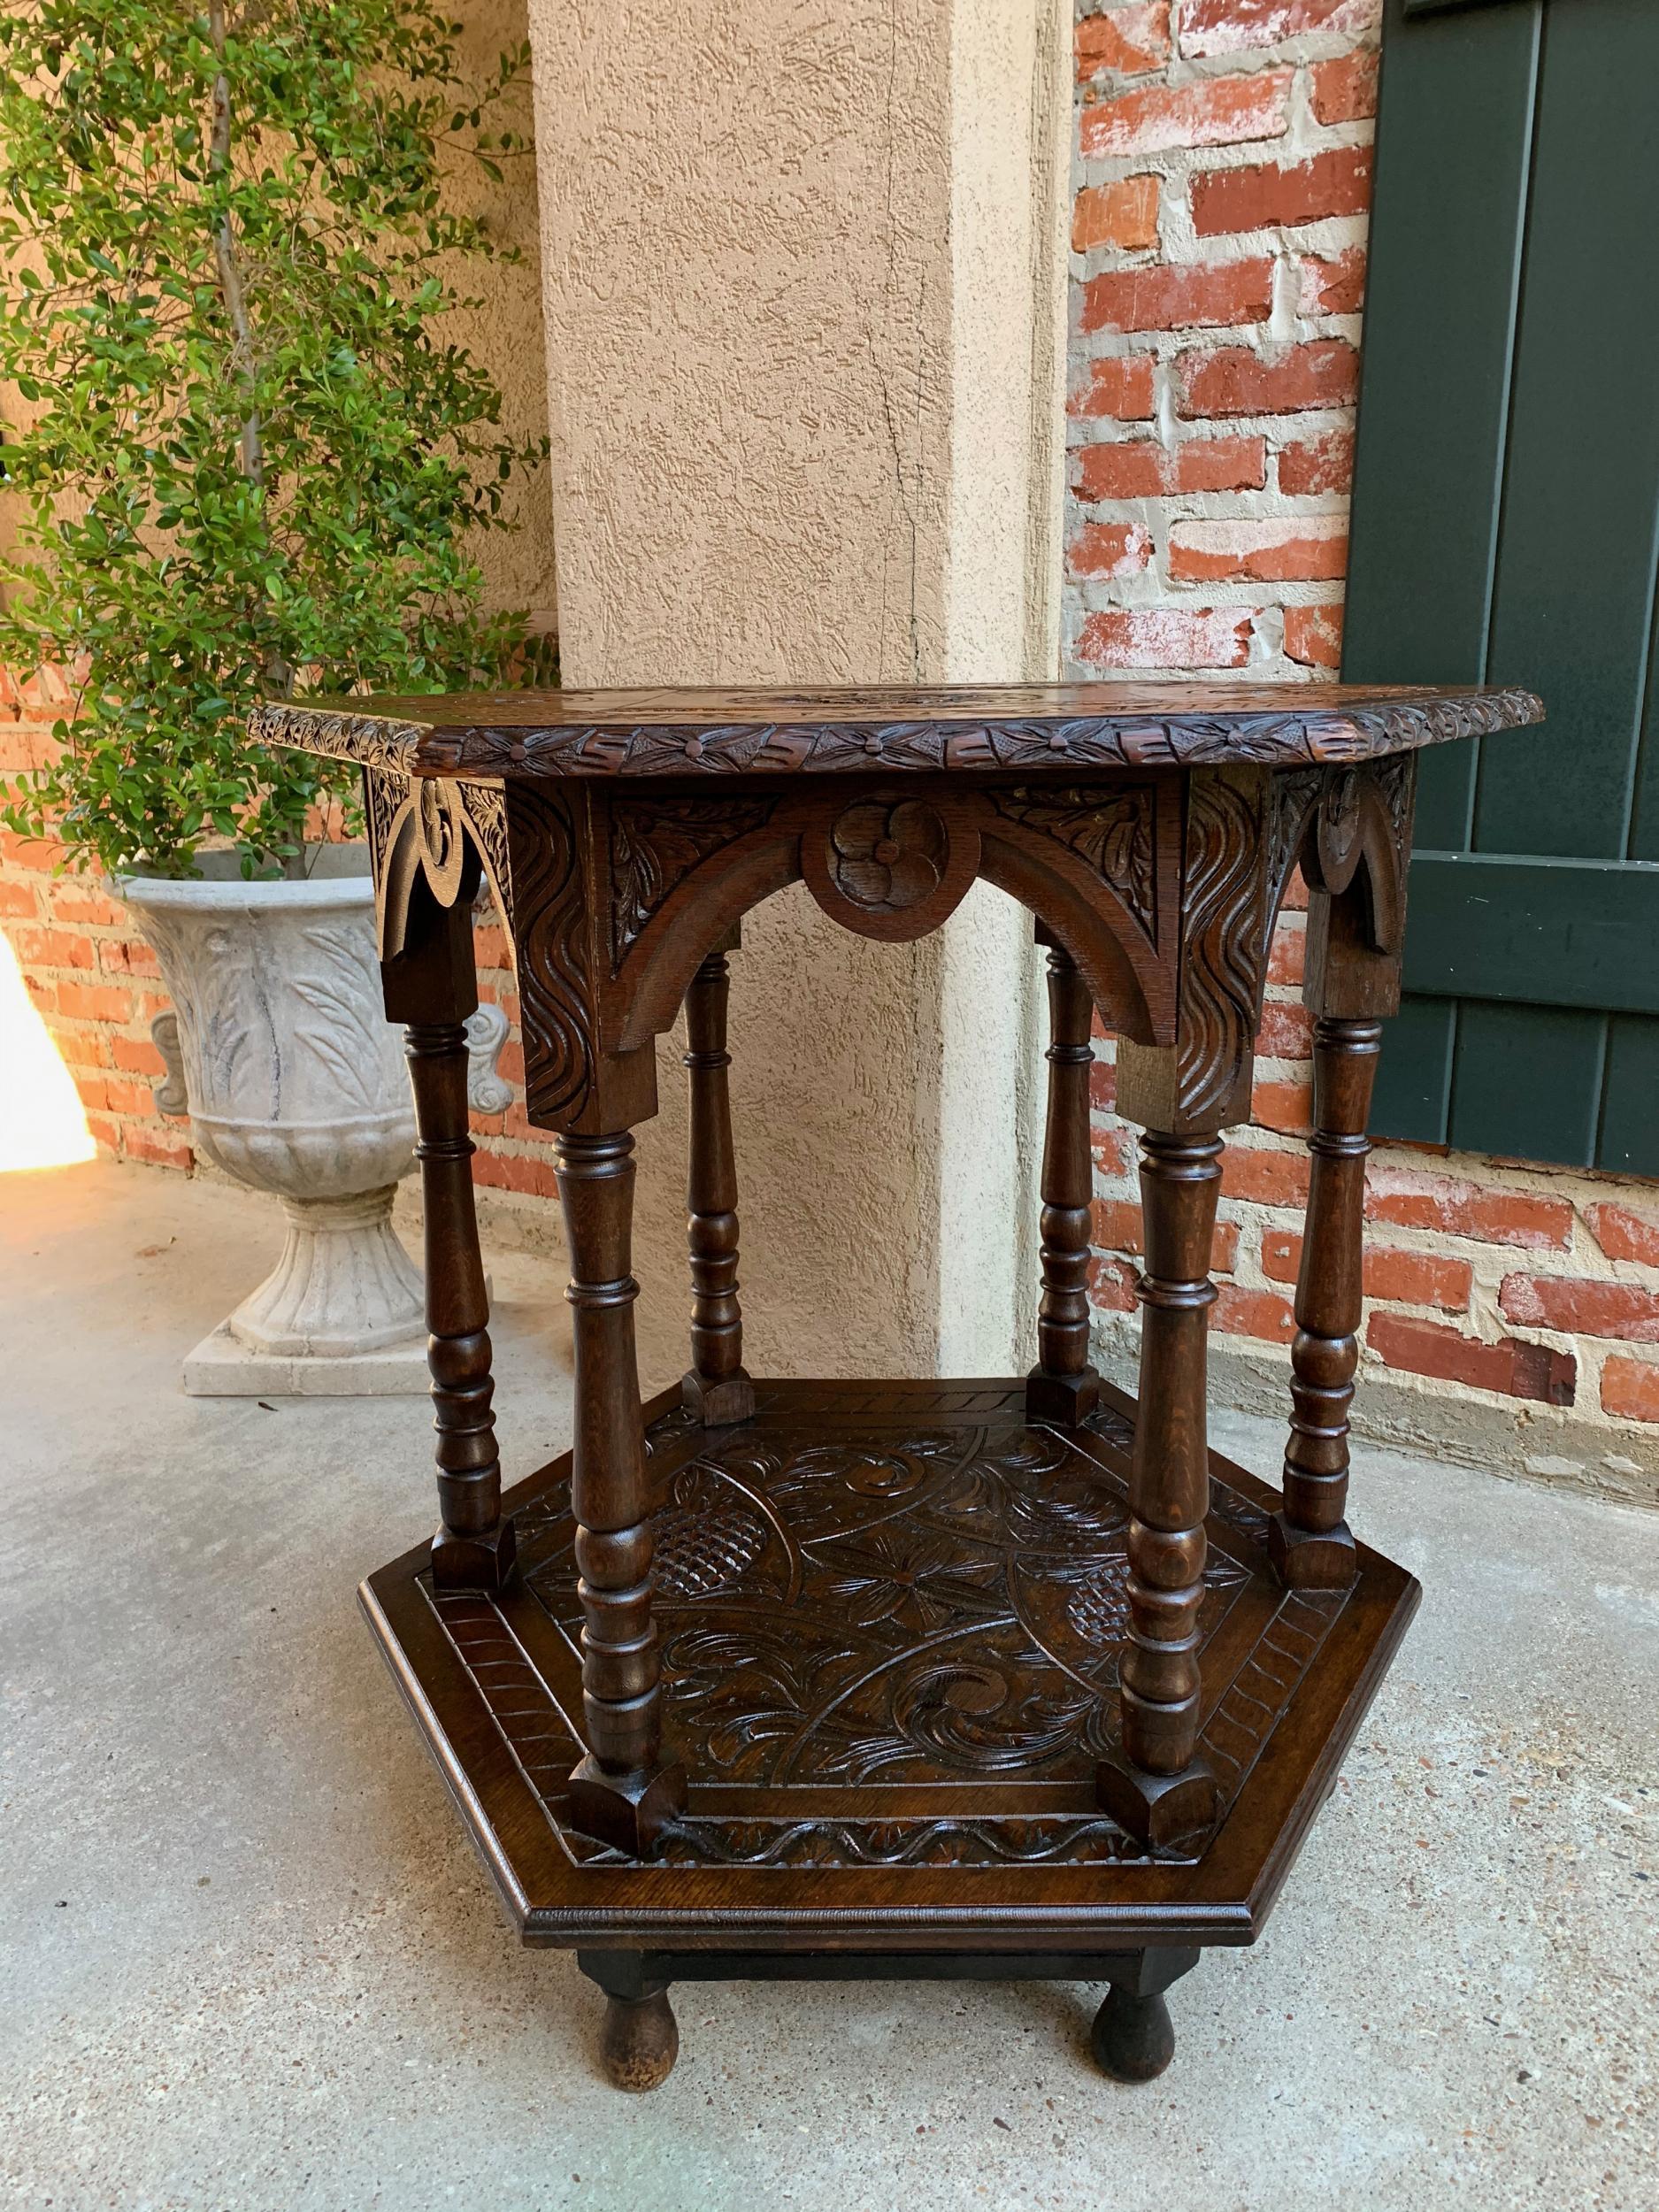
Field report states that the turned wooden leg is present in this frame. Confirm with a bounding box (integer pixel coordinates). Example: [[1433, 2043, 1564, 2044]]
[[680, 943, 755, 1425], [1271, 1016, 1380, 1589], [599, 1986, 679, 2092], [1088, 1946, 1199, 2082], [405, 1020, 515, 1594], [1097, 1131, 1220, 1849], [557, 1129, 686, 1854], [579, 1952, 680, 2090], [1025, 941, 1101, 1425]]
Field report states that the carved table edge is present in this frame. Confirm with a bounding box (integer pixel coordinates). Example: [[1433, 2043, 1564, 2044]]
[[252, 689, 1545, 783]]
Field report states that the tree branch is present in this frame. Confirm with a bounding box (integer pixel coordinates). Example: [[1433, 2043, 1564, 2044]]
[[208, 4, 263, 492]]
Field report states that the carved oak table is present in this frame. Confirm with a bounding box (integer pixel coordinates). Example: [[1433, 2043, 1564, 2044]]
[[262, 680, 1540, 2091]]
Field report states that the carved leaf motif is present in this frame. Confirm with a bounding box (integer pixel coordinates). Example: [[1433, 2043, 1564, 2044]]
[[609, 795, 777, 964], [466, 1384, 1355, 1869], [256, 687, 1545, 783], [989, 785, 1158, 938], [289, 927, 387, 1110]]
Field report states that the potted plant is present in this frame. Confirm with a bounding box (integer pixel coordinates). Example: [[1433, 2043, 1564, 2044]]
[[0, 2, 547, 1392]]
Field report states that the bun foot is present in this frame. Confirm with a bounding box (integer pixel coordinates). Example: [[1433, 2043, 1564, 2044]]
[[1090, 1985, 1175, 2083], [599, 1986, 679, 2092]]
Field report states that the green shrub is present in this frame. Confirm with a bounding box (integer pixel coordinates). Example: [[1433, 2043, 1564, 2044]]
[[0, 3, 549, 878]]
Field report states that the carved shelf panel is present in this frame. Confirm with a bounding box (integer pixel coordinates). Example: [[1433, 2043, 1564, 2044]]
[[359, 1379, 1418, 1945]]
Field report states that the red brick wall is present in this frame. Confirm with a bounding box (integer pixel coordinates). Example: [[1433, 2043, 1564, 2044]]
[[1067, 0, 1659, 1473]]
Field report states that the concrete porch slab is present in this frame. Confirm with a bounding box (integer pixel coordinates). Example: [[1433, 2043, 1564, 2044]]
[[1, 1159, 1654, 2212]]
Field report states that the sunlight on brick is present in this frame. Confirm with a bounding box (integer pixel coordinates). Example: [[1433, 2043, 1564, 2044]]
[[0, 931, 96, 1171]]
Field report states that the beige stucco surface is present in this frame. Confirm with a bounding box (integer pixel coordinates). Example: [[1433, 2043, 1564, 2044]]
[[526, 2, 1068, 1376], [447, 2, 558, 626]]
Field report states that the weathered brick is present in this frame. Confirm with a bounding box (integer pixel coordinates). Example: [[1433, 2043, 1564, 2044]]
[[0, 828, 67, 871], [1077, 1, 1172, 79], [84, 1114, 121, 1156], [1367, 1312, 1576, 1405], [55, 978, 135, 1024], [1310, 48, 1380, 126], [1601, 1355, 1659, 1423], [471, 1146, 562, 1201], [1089, 1056, 1118, 1114], [1252, 1075, 1312, 1135], [1280, 864, 1309, 912], [124, 1124, 195, 1171], [104, 1074, 161, 1118], [1584, 1201, 1659, 1268], [111, 1033, 167, 1079], [0, 879, 39, 918], [1278, 427, 1355, 495], [1499, 1275, 1659, 1343], [1262, 1231, 1472, 1310], [1179, 339, 1360, 417], [1256, 999, 1311, 1059], [1283, 603, 1345, 669], [1266, 919, 1306, 984], [1190, 148, 1371, 237], [1301, 247, 1367, 316], [48, 885, 127, 927], [1088, 1252, 1140, 1312], [1220, 1141, 1310, 1208], [1073, 434, 1265, 498], [472, 924, 511, 972], [98, 936, 161, 979], [1067, 520, 1154, 580], [1092, 1196, 1239, 1271], [1169, 515, 1348, 582], [1068, 354, 1158, 421], [46, 1018, 111, 1070], [1365, 1166, 1573, 1251], [1080, 257, 1275, 336], [1076, 606, 1253, 671], [1179, 0, 1380, 54], [1091, 1120, 1133, 1177], [1072, 175, 1162, 253], [1079, 69, 1293, 159], [1213, 1283, 1296, 1343], [9, 924, 96, 970]]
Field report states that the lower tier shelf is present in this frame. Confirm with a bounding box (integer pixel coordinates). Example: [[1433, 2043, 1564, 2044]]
[[362, 1376, 1418, 1953]]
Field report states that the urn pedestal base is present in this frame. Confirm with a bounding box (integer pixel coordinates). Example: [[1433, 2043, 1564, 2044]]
[[182, 1184, 429, 1397], [183, 1320, 430, 1397]]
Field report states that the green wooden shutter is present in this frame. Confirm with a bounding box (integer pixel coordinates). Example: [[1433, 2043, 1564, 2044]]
[[1344, 0, 1659, 1173]]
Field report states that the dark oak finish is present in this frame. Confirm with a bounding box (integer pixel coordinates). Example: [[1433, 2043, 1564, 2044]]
[[1098, 1132, 1223, 1848], [383, 875, 513, 1594], [1271, 1017, 1381, 1588], [261, 680, 1538, 2091], [680, 937, 755, 1425], [555, 1128, 687, 1854], [1026, 939, 1101, 1425]]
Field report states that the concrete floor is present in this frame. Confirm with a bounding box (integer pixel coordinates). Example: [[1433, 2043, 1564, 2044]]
[[2, 1160, 1655, 2212]]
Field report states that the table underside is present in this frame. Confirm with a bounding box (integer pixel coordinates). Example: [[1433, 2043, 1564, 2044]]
[[362, 1377, 1418, 1954]]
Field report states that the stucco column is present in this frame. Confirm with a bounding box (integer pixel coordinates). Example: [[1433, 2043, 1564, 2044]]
[[527, 2, 1070, 1377]]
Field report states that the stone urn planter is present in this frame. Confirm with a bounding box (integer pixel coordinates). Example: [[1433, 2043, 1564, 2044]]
[[119, 860, 508, 1396]]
